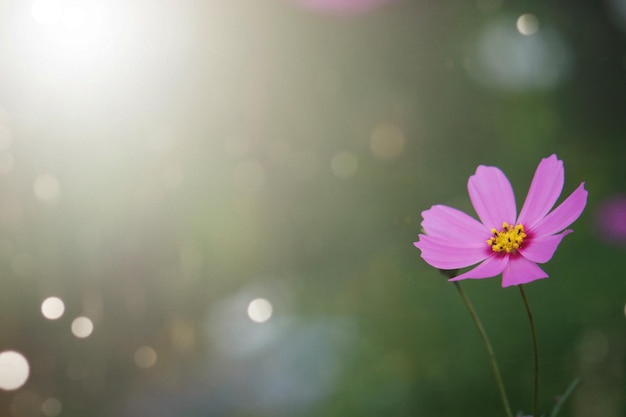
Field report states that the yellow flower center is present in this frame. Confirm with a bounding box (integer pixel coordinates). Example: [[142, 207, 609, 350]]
[[487, 222, 526, 253]]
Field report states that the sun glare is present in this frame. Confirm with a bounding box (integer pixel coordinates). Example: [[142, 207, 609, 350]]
[[62, 6, 87, 30], [25, 0, 113, 56], [30, 0, 63, 25]]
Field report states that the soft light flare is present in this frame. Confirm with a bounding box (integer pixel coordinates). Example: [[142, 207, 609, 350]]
[[27, 0, 111, 54]]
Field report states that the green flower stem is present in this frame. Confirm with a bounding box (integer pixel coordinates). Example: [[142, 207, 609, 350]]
[[519, 285, 539, 417], [549, 377, 580, 417], [453, 282, 514, 417]]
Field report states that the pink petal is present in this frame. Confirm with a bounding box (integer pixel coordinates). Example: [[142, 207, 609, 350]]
[[501, 256, 548, 287], [518, 230, 573, 264], [421, 205, 490, 245], [468, 166, 517, 230], [449, 254, 508, 281], [531, 183, 587, 237], [414, 235, 489, 269], [517, 155, 564, 228]]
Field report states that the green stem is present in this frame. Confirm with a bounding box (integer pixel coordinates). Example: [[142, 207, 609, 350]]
[[519, 285, 539, 417], [549, 377, 580, 417], [453, 282, 514, 417]]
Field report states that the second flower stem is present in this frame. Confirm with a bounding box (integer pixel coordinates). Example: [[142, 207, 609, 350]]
[[519, 284, 539, 417], [453, 282, 513, 417]]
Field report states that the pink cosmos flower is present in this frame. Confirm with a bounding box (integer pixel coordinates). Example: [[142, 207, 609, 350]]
[[414, 155, 587, 287]]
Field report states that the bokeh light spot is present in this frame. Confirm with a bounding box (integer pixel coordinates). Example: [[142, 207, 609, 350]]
[[469, 18, 571, 91], [41, 297, 65, 320], [331, 152, 358, 179], [133, 346, 157, 369], [517, 13, 539, 36], [247, 298, 273, 323], [0, 351, 30, 391], [33, 174, 60, 202], [41, 397, 62, 417], [370, 123, 406, 160], [71, 317, 93, 338]]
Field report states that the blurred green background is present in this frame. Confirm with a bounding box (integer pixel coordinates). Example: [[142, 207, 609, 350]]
[[0, 0, 624, 416]]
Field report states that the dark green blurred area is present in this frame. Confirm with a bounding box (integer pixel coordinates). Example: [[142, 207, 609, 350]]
[[0, 0, 625, 416]]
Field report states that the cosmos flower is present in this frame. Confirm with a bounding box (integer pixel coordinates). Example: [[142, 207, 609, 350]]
[[414, 155, 587, 287]]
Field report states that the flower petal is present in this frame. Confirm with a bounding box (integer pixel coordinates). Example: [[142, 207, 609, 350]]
[[517, 155, 564, 228], [531, 183, 587, 237], [421, 205, 490, 245], [468, 165, 517, 230], [448, 254, 508, 281], [501, 256, 548, 287], [518, 230, 573, 264], [414, 235, 489, 269]]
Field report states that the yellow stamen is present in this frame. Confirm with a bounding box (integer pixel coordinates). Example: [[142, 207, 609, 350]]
[[487, 222, 526, 253]]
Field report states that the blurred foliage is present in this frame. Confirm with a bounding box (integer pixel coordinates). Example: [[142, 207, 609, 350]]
[[0, 0, 625, 416]]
